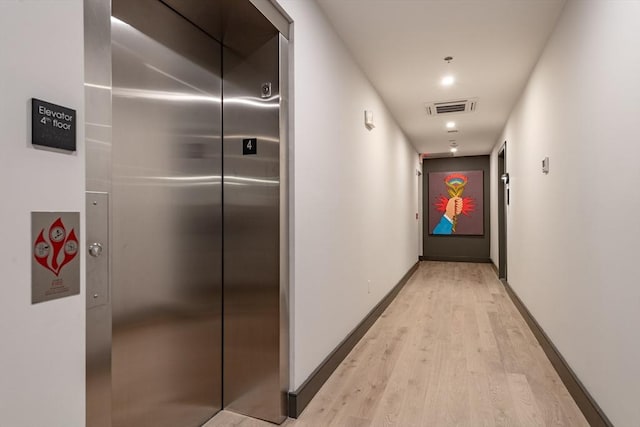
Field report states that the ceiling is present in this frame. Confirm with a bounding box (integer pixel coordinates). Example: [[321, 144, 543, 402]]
[[315, 0, 566, 157]]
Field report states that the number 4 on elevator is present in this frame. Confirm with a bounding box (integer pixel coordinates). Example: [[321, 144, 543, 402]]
[[243, 138, 257, 155]]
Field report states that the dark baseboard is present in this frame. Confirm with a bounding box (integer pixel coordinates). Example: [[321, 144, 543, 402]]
[[490, 261, 498, 275], [421, 255, 491, 263], [499, 277, 613, 427], [288, 261, 420, 418]]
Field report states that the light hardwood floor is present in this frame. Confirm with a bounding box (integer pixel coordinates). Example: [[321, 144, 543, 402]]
[[204, 261, 588, 427]]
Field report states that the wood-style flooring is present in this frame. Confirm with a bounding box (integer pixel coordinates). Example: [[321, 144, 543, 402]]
[[204, 261, 587, 427]]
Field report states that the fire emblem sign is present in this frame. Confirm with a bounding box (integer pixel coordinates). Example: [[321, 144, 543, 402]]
[[31, 212, 80, 304]]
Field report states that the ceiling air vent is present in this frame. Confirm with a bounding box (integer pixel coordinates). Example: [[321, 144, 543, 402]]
[[425, 98, 478, 116], [422, 152, 454, 159]]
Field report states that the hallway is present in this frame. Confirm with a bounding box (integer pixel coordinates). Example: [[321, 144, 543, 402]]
[[206, 262, 587, 426]]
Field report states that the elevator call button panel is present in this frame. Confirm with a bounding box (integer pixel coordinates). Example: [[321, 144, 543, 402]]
[[31, 98, 76, 152], [86, 192, 109, 309]]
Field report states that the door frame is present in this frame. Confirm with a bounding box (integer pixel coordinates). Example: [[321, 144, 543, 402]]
[[497, 142, 507, 279]]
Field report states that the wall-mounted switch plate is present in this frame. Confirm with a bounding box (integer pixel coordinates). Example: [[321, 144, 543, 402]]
[[364, 110, 375, 129], [542, 156, 549, 174]]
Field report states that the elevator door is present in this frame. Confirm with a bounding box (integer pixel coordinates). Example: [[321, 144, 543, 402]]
[[110, 7, 222, 427], [223, 34, 285, 423]]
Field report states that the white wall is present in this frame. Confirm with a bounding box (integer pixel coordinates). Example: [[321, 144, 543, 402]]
[[0, 2, 85, 427], [277, 0, 420, 390], [491, 1, 640, 425]]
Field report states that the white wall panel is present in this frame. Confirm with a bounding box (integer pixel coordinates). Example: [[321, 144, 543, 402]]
[[491, 1, 640, 424], [277, 0, 420, 390], [0, 1, 85, 426]]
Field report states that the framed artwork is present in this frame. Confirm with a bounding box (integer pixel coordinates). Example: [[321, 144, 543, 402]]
[[428, 170, 484, 236]]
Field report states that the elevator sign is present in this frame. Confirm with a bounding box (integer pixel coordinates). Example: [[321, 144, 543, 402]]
[[31, 212, 80, 304], [31, 98, 76, 152], [243, 138, 257, 155]]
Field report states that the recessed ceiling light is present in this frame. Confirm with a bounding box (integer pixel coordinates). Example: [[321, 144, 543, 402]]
[[449, 140, 458, 153], [441, 75, 455, 86], [446, 121, 456, 129]]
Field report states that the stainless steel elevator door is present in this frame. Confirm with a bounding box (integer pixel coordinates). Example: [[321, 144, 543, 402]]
[[111, 7, 222, 427], [223, 34, 285, 423]]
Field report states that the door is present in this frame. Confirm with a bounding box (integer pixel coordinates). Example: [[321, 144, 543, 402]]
[[110, 3, 222, 426], [223, 34, 286, 424], [498, 144, 507, 279]]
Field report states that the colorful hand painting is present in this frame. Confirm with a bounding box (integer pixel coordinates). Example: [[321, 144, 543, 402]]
[[429, 171, 484, 235]]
